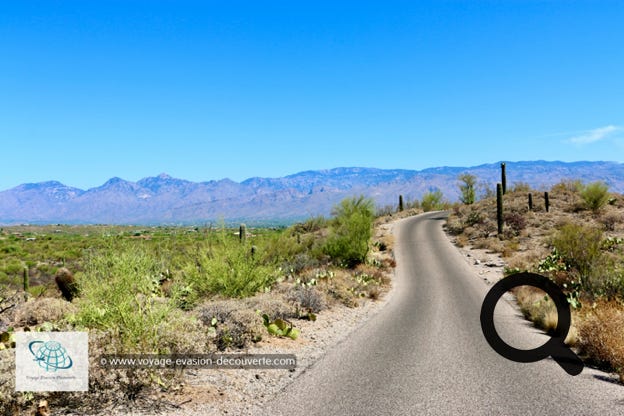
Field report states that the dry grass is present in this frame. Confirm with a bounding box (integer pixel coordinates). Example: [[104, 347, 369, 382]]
[[514, 286, 559, 335], [577, 301, 624, 381], [13, 297, 77, 327]]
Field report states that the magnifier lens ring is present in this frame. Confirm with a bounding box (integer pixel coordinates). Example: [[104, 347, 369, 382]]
[[480, 272, 571, 362]]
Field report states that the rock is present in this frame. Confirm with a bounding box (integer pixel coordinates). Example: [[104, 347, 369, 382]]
[[474, 259, 481, 265]]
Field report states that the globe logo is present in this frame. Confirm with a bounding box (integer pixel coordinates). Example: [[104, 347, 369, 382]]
[[29, 340, 73, 372]]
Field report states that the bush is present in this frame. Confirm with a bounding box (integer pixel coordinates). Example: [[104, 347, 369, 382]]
[[323, 196, 375, 267], [14, 298, 77, 326], [181, 230, 277, 298], [291, 216, 327, 234], [287, 285, 326, 314], [600, 212, 622, 231], [504, 212, 527, 235], [578, 301, 624, 381], [551, 179, 583, 194], [551, 223, 604, 290], [511, 182, 531, 193], [72, 243, 187, 352], [581, 181, 610, 212], [198, 300, 264, 349], [421, 190, 445, 212]]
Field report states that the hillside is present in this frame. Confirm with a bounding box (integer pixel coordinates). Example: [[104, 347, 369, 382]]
[[445, 180, 624, 380], [1, 161, 623, 224]]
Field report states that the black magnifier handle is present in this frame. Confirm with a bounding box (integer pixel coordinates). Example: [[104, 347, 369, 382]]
[[551, 344, 584, 376]]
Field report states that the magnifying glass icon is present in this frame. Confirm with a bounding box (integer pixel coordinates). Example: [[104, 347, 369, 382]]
[[480, 272, 584, 376]]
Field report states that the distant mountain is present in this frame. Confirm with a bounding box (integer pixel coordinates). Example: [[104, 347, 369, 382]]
[[1, 161, 623, 225]]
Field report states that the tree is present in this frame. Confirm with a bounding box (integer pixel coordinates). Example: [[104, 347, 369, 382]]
[[458, 173, 477, 205], [421, 190, 444, 212]]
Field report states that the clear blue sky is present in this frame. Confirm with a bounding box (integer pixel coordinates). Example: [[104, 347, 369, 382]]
[[1, 0, 623, 190]]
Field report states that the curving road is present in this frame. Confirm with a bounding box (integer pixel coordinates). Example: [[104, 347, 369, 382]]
[[271, 212, 624, 415]]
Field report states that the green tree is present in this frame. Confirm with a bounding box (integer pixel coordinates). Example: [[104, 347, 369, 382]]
[[323, 196, 375, 267], [458, 173, 477, 205], [421, 190, 444, 212]]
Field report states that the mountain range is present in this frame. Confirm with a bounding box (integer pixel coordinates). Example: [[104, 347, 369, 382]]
[[1, 161, 623, 225]]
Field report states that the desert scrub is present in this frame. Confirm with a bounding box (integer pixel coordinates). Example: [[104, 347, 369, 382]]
[[198, 300, 266, 349], [577, 301, 624, 381], [287, 285, 327, 315], [550, 223, 605, 291], [513, 286, 558, 335], [71, 242, 197, 353], [581, 181, 610, 212], [421, 190, 445, 212], [179, 229, 278, 299], [323, 196, 375, 268], [13, 297, 77, 327]]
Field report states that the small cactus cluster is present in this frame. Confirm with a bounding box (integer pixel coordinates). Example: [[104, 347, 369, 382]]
[[0, 328, 15, 350], [262, 314, 299, 340], [55, 267, 79, 301]]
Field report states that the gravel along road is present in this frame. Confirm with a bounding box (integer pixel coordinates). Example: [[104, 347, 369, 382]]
[[270, 212, 624, 416]]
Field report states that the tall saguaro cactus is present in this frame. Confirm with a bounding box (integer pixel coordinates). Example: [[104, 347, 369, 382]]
[[23, 267, 29, 294], [239, 223, 247, 243], [501, 162, 507, 195], [544, 192, 550, 212], [528, 193, 533, 211], [398, 194, 404, 212], [497, 183, 504, 237]]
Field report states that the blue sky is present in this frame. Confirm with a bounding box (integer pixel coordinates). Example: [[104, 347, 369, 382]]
[[1, 0, 623, 190]]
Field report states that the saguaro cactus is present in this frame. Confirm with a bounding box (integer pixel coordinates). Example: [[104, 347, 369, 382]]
[[398, 195, 404, 212], [544, 192, 550, 212], [528, 193, 533, 211], [239, 223, 247, 243], [501, 163, 507, 195], [497, 183, 504, 237], [23, 267, 29, 297]]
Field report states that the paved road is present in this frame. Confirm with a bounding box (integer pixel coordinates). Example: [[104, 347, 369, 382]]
[[271, 212, 624, 415]]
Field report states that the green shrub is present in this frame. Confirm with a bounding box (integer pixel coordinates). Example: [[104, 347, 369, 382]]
[[421, 190, 445, 212], [4, 259, 24, 276], [581, 181, 610, 212], [71, 243, 179, 352], [323, 196, 375, 268], [181, 230, 277, 298], [551, 223, 604, 290]]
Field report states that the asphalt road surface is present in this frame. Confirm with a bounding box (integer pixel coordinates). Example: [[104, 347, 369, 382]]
[[271, 212, 624, 415]]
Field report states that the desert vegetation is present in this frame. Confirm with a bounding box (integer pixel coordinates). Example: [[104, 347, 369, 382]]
[[446, 176, 624, 380], [0, 196, 398, 414]]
